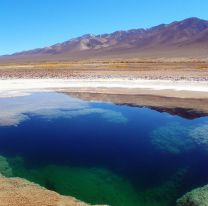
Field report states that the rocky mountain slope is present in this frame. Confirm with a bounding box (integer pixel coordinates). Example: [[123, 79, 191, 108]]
[[2, 17, 208, 61]]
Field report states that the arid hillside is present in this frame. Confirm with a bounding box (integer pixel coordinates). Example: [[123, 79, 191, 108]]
[[1, 17, 208, 62]]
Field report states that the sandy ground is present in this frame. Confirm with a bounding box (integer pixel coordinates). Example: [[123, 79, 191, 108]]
[[0, 177, 106, 206], [1, 60, 208, 80], [1, 60, 208, 99]]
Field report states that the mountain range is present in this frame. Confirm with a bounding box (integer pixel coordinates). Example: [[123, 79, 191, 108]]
[[2, 17, 208, 61]]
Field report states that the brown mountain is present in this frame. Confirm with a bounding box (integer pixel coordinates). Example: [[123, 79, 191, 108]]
[[2, 17, 208, 61]]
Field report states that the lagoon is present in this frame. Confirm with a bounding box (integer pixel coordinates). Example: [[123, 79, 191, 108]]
[[0, 91, 208, 206]]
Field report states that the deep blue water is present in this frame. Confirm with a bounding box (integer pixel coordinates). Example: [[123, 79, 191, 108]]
[[0, 92, 208, 206]]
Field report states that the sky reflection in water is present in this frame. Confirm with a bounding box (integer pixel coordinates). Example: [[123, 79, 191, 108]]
[[0, 92, 127, 126]]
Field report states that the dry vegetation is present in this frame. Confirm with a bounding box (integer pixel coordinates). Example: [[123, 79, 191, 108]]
[[1, 58, 208, 80]]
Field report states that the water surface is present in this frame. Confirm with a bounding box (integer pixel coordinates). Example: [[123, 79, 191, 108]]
[[0, 92, 208, 206]]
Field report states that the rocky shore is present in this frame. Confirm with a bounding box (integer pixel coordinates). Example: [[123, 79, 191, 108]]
[[177, 184, 208, 206]]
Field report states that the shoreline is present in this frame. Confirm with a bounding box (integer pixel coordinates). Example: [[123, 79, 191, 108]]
[[0, 78, 208, 98], [66, 92, 208, 119], [0, 176, 106, 206]]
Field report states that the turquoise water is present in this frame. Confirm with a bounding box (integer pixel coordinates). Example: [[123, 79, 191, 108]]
[[0, 92, 208, 206]]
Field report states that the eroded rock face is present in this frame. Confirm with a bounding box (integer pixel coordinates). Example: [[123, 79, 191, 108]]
[[177, 184, 208, 206], [0, 177, 106, 206]]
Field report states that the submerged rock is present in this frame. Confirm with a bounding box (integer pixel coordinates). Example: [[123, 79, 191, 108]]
[[0, 176, 107, 206], [150, 123, 194, 154], [177, 184, 208, 206], [189, 124, 208, 147], [140, 167, 188, 206], [0, 156, 13, 177]]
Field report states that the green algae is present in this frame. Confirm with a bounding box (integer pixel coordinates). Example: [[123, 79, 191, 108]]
[[0, 155, 13, 177], [4, 155, 188, 206], [11, 163, 140, 205]]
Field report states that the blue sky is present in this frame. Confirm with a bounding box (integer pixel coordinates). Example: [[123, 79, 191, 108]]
[[1, 0, 208, 55]]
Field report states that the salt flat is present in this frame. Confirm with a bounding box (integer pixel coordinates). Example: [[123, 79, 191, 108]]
[[1, 78, 208, 98]]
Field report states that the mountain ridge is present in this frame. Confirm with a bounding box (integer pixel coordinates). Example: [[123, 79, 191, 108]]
[[2, 17, 208, 61]]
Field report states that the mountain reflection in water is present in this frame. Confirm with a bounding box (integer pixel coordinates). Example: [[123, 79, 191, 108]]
[[66, 92, 208, 119]]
